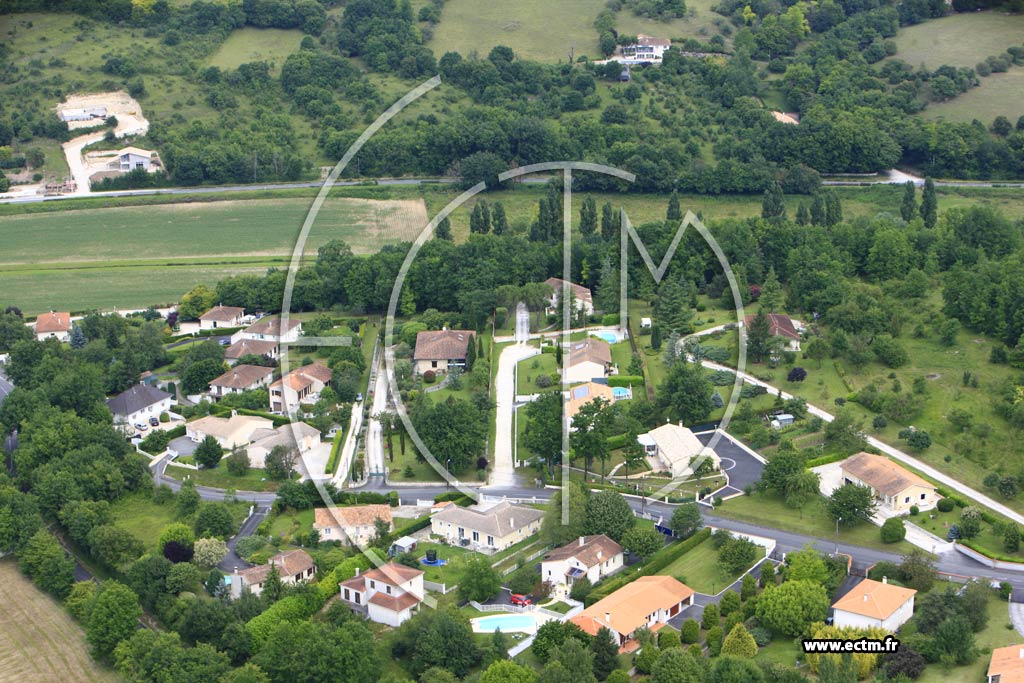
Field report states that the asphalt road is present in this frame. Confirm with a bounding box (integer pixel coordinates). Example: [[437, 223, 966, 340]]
[[219, 505, 271, 573]]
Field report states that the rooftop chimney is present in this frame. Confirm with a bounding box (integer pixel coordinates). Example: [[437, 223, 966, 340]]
[[1019, 648, 1024, 659], [605, 612, 611, 624], [863, 593, 869, 602], [355, 567, 360, 577], [882, 576, 888, 584], [579, 537, 585, 547]]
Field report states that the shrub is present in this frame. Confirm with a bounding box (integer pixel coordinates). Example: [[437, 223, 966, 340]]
[[787, 367, 807, 382], [937, 498, 955, 513], [749, 626, 772, 646], [658, 628, 681, 649], [536, 374, 552, 389], [423, 370, 436, 384], [909, 505, 919, 516], [881, 517, 906, 543], [680, 618, 700, 644]]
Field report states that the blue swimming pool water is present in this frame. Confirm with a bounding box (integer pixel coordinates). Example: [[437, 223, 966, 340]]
[[596, 331, 619, 344], [474, 614, 537, 632], [612, 387, 629, 398]]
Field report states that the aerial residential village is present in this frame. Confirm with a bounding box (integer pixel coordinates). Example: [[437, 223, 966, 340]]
[[5, 254, 1024, 683], [3, 1, 1024, 681]]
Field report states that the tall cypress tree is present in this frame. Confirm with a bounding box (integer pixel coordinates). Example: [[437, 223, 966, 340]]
[[920, 177, 937, 228], [825, 190, 842, 227], [491, 201, 508, 235], [580, 196, 597, 236], [590, 627, 620, 681], [795, 201, 809, 226], [810, 193, 825, 226], [667, 190, 681, 221], [435, 216, 452, 240], [600, 202, 617, 240], [761, 182, 786, 219], [900, 180, 918, 222], [465, 336, 477, 371]]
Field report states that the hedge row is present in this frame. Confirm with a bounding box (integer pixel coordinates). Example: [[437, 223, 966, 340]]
[[933, 485, 998, 524], [165, 424, 187, 439], [804, 453, 848, 469], [585, 527, 712, 606], [608, 375, 644, 388], [211, 405, 290, 428], [958, 539, 1024, 564], [433, 492, 474, 506], [162, 326, 244, 343]]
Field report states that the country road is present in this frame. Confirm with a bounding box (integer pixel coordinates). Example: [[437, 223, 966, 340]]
[[5, 170, 1024, 205]]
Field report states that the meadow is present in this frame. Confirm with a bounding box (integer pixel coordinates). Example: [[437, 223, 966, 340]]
[[924, 69, 1024, 124], [0, 560, 119, 683], [889, 11, 1024, 69], [206, 27, 305, 75]]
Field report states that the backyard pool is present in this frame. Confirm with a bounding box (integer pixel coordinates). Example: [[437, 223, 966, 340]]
[[594, 330, 621, 344], [471, 613, 539, 634], [612, 387, 630, 399]]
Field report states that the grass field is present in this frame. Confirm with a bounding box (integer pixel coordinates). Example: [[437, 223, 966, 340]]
[[164, 464, 288, 493], [715, 491, 919, 554], [890, 12, 1024, 69], [517, 352, 559, 395], [0, 560, 118, 683], [425, 0, 731, 63], [661, 535, 765, 594], [207, 27, 305, 74], [924, 69, 1024, 123]]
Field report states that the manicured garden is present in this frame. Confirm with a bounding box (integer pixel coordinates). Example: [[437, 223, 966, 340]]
[[660, 534, 765, 595]]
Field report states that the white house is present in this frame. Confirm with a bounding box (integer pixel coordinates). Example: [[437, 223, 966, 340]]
[[541, 535, 624, 593], [59, 106, 106, 122], [313, 504, 393, 546], [231, 316, 303, 345], [544, 278, 595, 316], [621, 35, 671, 62], [199, 305, 245, 331], [107, 383, 173, 428], [245, 422, 321, 469], [564, 338, 612, 383], [228, 549, 315, 598], [339, 562, 425, 627], [987, 644, 1024, 683], [34, 311, 71, 342], [118, 146, 154, 172], [831, 577, 916, 631], [208, 364, 274, 399], [268, 364, 332, 413], [638, 422, 719, 478], [225, 338, 281, 364], [431, 500, 543, 552], [186, 413, 274, 449]]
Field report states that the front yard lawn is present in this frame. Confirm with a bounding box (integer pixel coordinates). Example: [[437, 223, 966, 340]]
[[660, 534, 765, 595], [517, 352, 559, 395], [164, 463, 286, 492]]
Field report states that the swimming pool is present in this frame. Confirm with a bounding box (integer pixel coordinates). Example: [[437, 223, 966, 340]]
[[595, 331, 620, 344], [612, 387, 630, 399], [472, 613, 538, 633]]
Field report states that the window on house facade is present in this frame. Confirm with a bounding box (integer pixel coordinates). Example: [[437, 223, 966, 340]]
[[487, 535, 494, 546], [472, 531, 479, 542]]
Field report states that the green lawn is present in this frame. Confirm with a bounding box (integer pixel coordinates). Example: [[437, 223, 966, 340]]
[[660, 535, 765, 595], [714, 491, 920, 555], [207, 27, 305, 75], [517, 352, 559, 395], [889, 12, 1024, 69], [108, 492, 250, 551], [924, 69, 1024, 124], [267, 508, 315, 540], [164, 463, 287, 492], [413, 542, 474, 584], [386, 441, 447, 482]]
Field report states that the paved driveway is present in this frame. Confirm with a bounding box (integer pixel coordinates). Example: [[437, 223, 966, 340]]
[[695, 432, 764, 496], [168, 436, 198, 457], [813, 462, 844, 496]]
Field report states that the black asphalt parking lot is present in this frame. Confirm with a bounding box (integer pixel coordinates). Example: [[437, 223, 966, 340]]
[[696, 431, 765, 496]]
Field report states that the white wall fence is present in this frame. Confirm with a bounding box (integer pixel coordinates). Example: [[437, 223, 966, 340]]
[[424, 580, 455, 594]]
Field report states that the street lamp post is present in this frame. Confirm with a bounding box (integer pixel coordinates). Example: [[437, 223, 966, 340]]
[[834, 517, 842, 555], [446, 458, 451, 491]]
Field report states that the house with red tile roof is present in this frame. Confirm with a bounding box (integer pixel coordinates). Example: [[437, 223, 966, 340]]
[[269, 364, 332, 413], [413, 329, 474, 376], [831, 577, 916, 631], [199, 305, 245, 330], [228, 549, 315, 598], [743, 312, 802, 351], [541, 535, 624, 592], [209, 364, 274, 399], [34, 311, 71, 342], [571, 576, 694, 649], [313, 504, 394, 546]]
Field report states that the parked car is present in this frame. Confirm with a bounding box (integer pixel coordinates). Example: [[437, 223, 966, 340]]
[[149, 417, 160, 427], [134, 423, 148, 432], [356, 393, 363, 402], [510, 594, 531, 607]]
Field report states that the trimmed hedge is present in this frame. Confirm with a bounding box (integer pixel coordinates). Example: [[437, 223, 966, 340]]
[[606, 433, 627, 450], [608, 375, 644, 388], [211, 405, 290, 428], [165, 424, 187, 440], [959, 539, 1024, 564], [585, 527, 712, 606], [804, 453, 848, 469]]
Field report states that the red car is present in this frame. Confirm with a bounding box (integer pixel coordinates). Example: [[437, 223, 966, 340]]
[[510, 594, 531, 607]]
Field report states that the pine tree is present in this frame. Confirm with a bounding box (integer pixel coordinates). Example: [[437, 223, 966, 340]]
[[667, 190, 681, 221], [477, 334, 484, 359], [657, 277, 692, 334], [590, 627, 620, 681], [720, 623, 758, 658], [747, 308, 772, 363], [580, 196, 598, 236], [262, 563, 284, 606], [70, 325, 87, 350], [594, 256, 618, 313], [466, 336, 477, 371], [810, 193, 825, 226], [920, 177, 937, 228], [435, 216, 452, 240], [600, 202, 617, 240], [480, 200, 491, 233], [651, 325, 662, 351], [761, 181, 786, 219], [795, 201, 809, 225], [825, 190, 842, 226], [491, 201, 508, 235], [759, 267, 782, 313], [900, 181, 917, 222], [470, 203, 483, 234]]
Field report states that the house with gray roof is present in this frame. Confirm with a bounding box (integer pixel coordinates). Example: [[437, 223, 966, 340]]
[[106, 383, 173, 428], [430, 500, 543, 552]]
